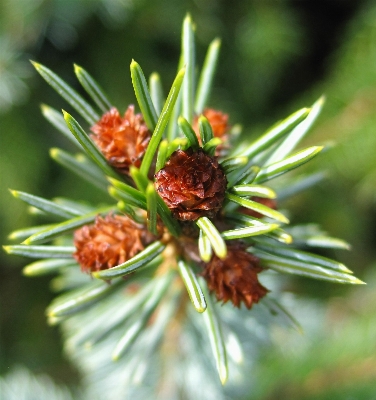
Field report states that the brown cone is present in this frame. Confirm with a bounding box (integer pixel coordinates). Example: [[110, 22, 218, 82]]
[[154, 149, 227, 221], [74, 214, 154, 273], [90, 106, 150, 174], [193, 108, 230, 139], [203, 243, 268, 309]]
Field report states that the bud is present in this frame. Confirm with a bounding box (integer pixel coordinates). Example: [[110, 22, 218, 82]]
[[90, 106, 151, 174], [154, 149, 227, 221], [203, 243, 268, 308]]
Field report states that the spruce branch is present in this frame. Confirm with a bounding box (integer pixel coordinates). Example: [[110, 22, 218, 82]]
[[5, 15, 365, 396]]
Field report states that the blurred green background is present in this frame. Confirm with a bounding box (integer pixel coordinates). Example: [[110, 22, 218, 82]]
[[1, 0, 376, 398]]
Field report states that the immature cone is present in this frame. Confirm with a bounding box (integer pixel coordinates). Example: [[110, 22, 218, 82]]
[[90, 106, 151, 174], [154, 148, 227, 221], [74, 214, 154, 273], [194, 108, 230, 139], [203, 243, 268, 308]]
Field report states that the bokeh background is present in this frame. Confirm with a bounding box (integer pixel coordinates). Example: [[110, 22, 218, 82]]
[[1, 0, 376, 398]]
